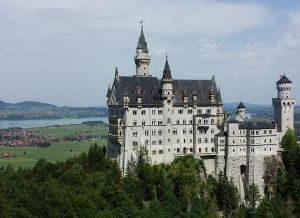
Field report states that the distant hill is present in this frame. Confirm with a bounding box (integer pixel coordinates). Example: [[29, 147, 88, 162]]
[[0, 100, 107, 120]]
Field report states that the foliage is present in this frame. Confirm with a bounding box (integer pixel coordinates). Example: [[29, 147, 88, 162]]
[[244, 184, 260, 208]]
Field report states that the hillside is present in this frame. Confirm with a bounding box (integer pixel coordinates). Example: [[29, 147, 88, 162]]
[[0, 100, 107, 120]]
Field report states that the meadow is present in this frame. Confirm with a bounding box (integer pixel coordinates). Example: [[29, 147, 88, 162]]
[[0, 122, 108, 168]]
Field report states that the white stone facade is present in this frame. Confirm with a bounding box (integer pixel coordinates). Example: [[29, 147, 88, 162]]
[[106, 27, 296, 198]]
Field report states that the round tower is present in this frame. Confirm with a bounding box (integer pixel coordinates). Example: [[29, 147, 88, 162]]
[[272, 75, 296, 134], [134, 24, 151, 77]]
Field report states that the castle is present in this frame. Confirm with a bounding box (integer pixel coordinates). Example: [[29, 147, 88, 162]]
[[106, 25, 296, 197]]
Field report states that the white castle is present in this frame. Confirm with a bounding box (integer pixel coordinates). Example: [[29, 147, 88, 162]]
[[106, 26, 296, 196]]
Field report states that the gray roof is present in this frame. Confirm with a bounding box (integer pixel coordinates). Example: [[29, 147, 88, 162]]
[[237, 102, 246, 109], [110, 76, 223, 106], [136, 26, 148, 53], [277, 75, 292, 84], [239, 120, 275, 130], [161, 58, 172, 81]]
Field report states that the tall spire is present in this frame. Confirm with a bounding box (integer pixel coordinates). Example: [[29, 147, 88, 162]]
[[136, 21, 148, 53], [134, 21, 151, 77], [162, 54, 172, 81]]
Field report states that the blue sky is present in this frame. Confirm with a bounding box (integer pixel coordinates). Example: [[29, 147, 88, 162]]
[[0, 0, 299, 106]]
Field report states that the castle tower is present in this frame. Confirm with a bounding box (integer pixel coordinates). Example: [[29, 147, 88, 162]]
[[161, 56, 174, 163], [134, 24, 151, 77], [272, 75, 296, 135]]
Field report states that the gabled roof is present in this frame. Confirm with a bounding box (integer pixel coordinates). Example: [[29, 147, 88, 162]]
[[237, 102, 246, 109], [162, 58, 172, 81], [277, 75, 292, 84], [136, 26, 148, 53]]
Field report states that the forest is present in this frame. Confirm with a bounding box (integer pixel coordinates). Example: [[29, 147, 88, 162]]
[[0, 130, 299, 217]]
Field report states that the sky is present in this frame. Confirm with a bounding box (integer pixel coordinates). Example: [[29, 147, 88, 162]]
[[0, 0, 299, 107]]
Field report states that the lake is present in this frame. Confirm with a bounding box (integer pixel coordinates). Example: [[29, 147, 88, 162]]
[[0, 117, 108, 129]]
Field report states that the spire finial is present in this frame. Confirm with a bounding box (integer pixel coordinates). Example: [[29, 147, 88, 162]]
[[140, 20, 143, 30], [115, 66, 119, 77], [166, 52, 168, 60]]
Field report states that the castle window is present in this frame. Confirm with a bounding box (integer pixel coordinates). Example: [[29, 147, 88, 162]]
[[233, 149, 235, 152], [206, 109, 211, 114], [152, 110, 156, 115], [270, 148, 272, 151], [158, 129, 162, 136], [145, 130, 149, 136], [141, 110, 146, 115], [158, 140, 162, 145], [211, 148, 214, 152], [183, 139, 186, 143], [133, 110, 137, 115], [199, 148, 202, 153], [189, 120, 193, 124], [256, 131, 259, 135], [158, 121, 163, 126], [270, 139, 272, 143], [251, 131, 255, 135], [177, 148, 180, 153], [133, 131, 137, 137], [158, 110, 163, 115], [168, 139, 170, 142], [183, 120, 186, 124], [133, 121, 137, 126], [167, 118, 171, 123], [158, 150, 163, 154], [177, 139, 180, 144], [152, 141, 156, 145], [264, 148, 266, 151], [152, 120, 156, 125], [197, 109, 202, 114], [152, 150, 156, 155], [142, 121, 145, 126], [145, 140, 149, 145], [183, 129, 187, 134], [198, 138, 202, 143], [232, 131, 235, 135], [205, 138, 208, 143], [211, 119, 214, 124], [190, 139, 192, 143], [188, 109, 193, 114], [211, 138, 214, 143], [204, 119, 208, 124], [178, 109, 183, 114], [173, 129, 177, 135], [198, 119, 202, 124], [133, 141, 138, 146], [190, 147, 193, 152], [168, 129, 171, 133], [189, 129, 193, 134], [205, 147, 208, 152], [264, 139, 266, 143], [176, 120, 180, 124], [152, 130, 156, 136], [269, 130, 272, 134], [233, 140, 235, 144], [211, 129, 214, 134], [264, 130, 267, 134]]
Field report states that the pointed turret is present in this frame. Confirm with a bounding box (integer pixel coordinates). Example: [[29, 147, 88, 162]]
[[162, 56, 172, 81], [161, 55, 173, 100], [134, 23, 151, 77], [136, 26, 148, 53]]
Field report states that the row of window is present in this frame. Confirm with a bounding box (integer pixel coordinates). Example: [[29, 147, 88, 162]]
[[132, 108, 214, 116], [151, 147, 216, 155], [133, 137, 215, 146]]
